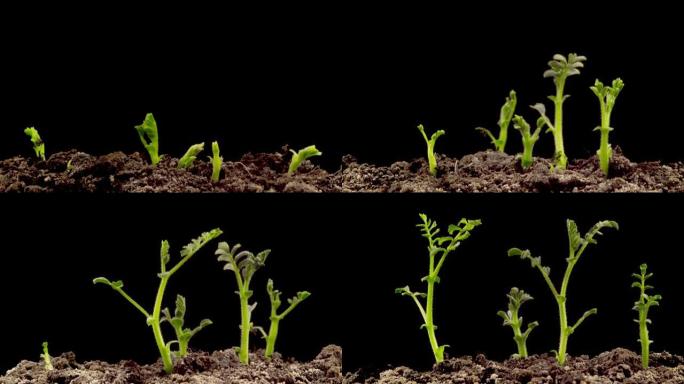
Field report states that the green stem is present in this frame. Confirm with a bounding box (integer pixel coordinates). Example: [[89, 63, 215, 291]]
[[556, 298, 569, 365], [152, 276, 173, 373], [598, 98, 611, 176], [553, 76, 567, 169], [239, 293, 251, 364], [425, 274, 442, 362], [265, 317, 280, 358], [510, 307, 527, 357], [640, 308, 649, 369]]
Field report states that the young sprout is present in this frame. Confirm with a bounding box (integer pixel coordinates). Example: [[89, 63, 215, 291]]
[[24, 127, 45, 161], [476, 90, 517, 153], [177, 143, 205, 169], [288, 145, 322, 176], [134, 113, 161, 166], [396, 213, 481, 363], [94, 229, 222, 373], [41, 341, 53, 371], [508, 219, 618, 366], [590, 78, 625, 177], [632, 263, 661, 369], [216, 242, 270, 364], [417, 124, 445, 177], [210, 141, 223, 183], [161, 294, 213, 357], [255, 279, 311, 359], [537, 53, 587, 169], [512, 114, 542, 169], [497, 287, 538, 358]]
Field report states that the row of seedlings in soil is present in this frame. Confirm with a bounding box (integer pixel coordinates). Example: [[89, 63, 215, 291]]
[[398, 215, 659, 369], [22, 115, 322, 184], [421, 53, 623, 176], [19, 53, 621, 184], [90, 229, 310, 373]]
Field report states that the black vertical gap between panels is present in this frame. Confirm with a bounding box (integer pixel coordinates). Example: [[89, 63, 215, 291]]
[[1, 194, 681, 372]]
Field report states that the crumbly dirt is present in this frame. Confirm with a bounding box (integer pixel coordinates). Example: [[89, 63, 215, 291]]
[[345, 348, 684, 384], [0, 345, 343, 384], [3, 348, 683, 384], [1, 147, 683, 192]]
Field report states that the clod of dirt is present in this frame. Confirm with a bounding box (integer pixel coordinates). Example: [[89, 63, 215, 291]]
[[2, 147, 684, 192], [0, 346, 343, 384]]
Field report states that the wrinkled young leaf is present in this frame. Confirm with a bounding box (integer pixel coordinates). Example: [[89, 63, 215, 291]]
[[181, 229, 224, 259], [288, 145, 322, 175], [92, 277, 124, 290], [178, 142, 205, 169]]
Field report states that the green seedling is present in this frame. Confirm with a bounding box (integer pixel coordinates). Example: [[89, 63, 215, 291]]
[[216, 242, 270, 364], [94, 229, 222, 373], [396, 213, 482, 363], [632, 263, 661, 369], [288, 145, 322, 176], [476, 90, 517, 152], [590, 78, 624, 177], [497, 287, 538, 358], [508, 219, 617, 366], [162, 294, 213, 357], [254, 279, 311, 359], [24, 127, 45, 161], [41, 341, 53, 371], [210, 141, 222, 183], [537, 53, 587, 169], [417, 124, 445, 177], [134, 113, 161, 166], [178, 143, 205, 169], [512, 114, 542, 169]]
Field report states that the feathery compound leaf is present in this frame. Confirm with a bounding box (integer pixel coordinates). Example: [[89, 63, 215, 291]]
[[584, 220, 619, 244], [178, 142, 205, 169], [181, 228, 224, 259], [288, 145, 322, 175], [93, 277, 124, 289], [161, 240, 170, 267]]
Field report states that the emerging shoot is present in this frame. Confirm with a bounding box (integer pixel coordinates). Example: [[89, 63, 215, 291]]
[[210, 141, 222, 183], [41, 341, 53, 371], [216, 242, 270, 364], [255, 279, 311, 359], [512, 114, 542, 169], [162, 294, 213, 357], [497, 287, 538, 358], [417, 124, 445, 177], [476, 90, 517, 152], [288, 145, 322, 176], [508, 219, 618, 365], [396, 213, 481, 363], [590, 78, 624, 177], [94, 229, 222, 373], [177, 143, 205, 169], [632, 263, 661, 369], [539, 53, 587, 169], [24, 127, 45, 161], [134, 113, 161, 166]]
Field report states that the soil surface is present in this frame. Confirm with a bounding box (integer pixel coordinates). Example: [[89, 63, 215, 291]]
[[1, 147, 683, 192], [3, 347, 683, 383]]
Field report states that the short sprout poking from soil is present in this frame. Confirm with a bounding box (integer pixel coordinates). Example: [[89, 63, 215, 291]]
[[1, 146, 684, 192]]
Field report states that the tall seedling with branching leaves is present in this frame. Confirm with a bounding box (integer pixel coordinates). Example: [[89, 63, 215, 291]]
[[135, 113, 161, 166], [512, 114, 542, 169], [508, 219, 618, 365], [476, 90, 517, 152], [536, 53, 587, 169], [94, 229, 222, 373], [417, 124, 445, 176], [632, 263, 661, 369], [254, 279, 311, 359], [591, 78, 624, 177], [497, 287, 538, 358], [396, 214, 481, 363], [24, 127, 45, 161], [216, 242, 270, 364]]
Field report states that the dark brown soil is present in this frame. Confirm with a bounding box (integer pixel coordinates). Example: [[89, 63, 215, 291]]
[[346, 348, 684, 384], [0, 345, 343, 384], [3, 348, 683, 384], [1, 147, 683, 192]]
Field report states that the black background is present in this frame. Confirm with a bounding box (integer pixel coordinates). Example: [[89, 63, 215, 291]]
[[1, 194, 682, 372], [1, 4, 682, 166]]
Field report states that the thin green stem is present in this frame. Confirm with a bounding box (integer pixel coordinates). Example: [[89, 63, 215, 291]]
[[152, 276, 173, 373], [553, 76, 567, 169], [265, 317, 280, 358], [239, 293, 251, 364]]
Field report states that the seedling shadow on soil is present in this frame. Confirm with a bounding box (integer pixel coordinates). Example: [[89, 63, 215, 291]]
[[3, 347, 684, 384], [1, 147, 683, 192]]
